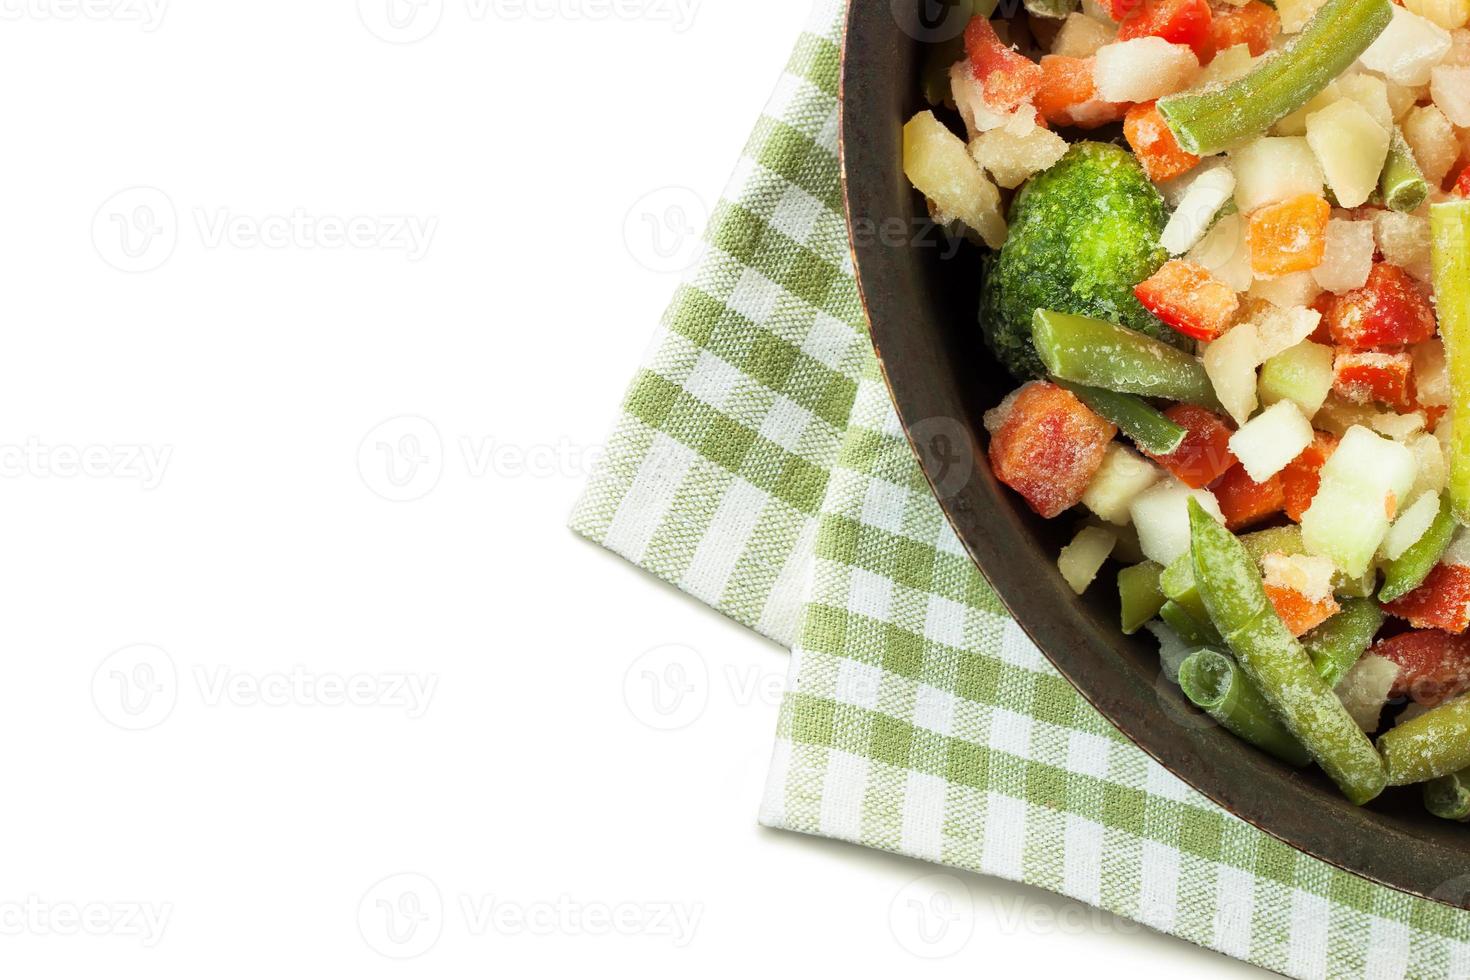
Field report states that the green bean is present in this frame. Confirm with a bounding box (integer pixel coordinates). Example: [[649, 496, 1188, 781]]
[[1301, 598, 1384, 689], [1424, 769, 1470, 822], [1178, 649, 1313, 767], [1159, 599, 1222, 648], [1157, 0, 1393, 155], [1379, 495, 1457, 603], [1431, 201, 1470, 525], [1187, 499, 1387, 804], [1380, 697, 1470, 786], [1032, 310, 1222, 410], [1378, 130, 1430, 214], [1056, 381, 1187, 455], [1118, 562, 1166, 635]]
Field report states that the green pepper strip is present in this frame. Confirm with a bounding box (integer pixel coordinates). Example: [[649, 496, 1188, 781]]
[[1424, 769, 1470, 822], [1032, 310, 1222, 411], [1187, 499, 1387, 804], [1178, 649, 1313, 767], [1157, 0, 1393, 156], [1056, 381, 1187, 456], [1380, 697, 1470, 786], [1301, 598, 1384, 689], [1432, 200, 1470, 525], [1118, 562, 1166, 635], [1379, 495, 1457, 603], [1379, 130, 1430, 215]]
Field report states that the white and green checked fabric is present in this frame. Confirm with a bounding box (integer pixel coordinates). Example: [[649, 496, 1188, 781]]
[[570, 2, 1470, 975]]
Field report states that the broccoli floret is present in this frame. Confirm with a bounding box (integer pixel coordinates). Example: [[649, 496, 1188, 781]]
[[980, 141, 1184, 380]]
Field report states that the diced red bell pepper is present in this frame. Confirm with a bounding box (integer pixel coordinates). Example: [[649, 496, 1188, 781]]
[[1324, 263, 1438, 350], [1332, 349, 1416, 410], [1133, 258, 1239, 340], [986, 382, 1117, 519], [965, 18, 1043, 111], [1124, 102, 1201, 183], [1281, 431, 1337, 522], [1383, 563, 1470, 634], [1117, 0, 1214, 60], [1372, 629, 1470, 706], [1207, 1, 1279, 58], [1264, 583, 1339, 637], [1211, 463, 1285, 531], [1454, 166, 1470, 198], [1036, 56, 1127, 129], [1144, 404, 1237, 488], [1247, 194, 1330, 277]]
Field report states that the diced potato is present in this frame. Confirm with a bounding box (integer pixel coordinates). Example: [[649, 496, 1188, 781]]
[[1403, 0, 1470, 31], [1306, 99, 1391, 208], [1371, 411, 1428, 441], [1229, 400, 1316, 482], [1093, 38, 1200, 103], [1336, 73, 1396, 134], [1186, 212, 1253, 292], [1404, 104, 1460, 185], [1255, 306, 1322, 359], [1312, 219, 1376, 293], [1382, 491, 1442, 560], [1334, 653, 1401, 731], [1302, 425, 1417, 576], [903, 111, 1007, 249], [1386, 80, 1428, 121], [1197, 44, 1255, 88], [1204, 324, 1262, 424], [1408, 429, 1449, 500], [1277, 0, 1327, 32], [1260, 340, 1335, 418], [1431, 65, 1470, 125], [1231, 137, 1327, 213], [1082, 444, 1164, 524], [971, 124, 1069, 189], [1262, 552, 1338, 603], [1447, 28, 1470, 64], [1275, 83, 1341, 137], [1414, 339, 1450, 407], [1059, 525, 1117, 594], [1129, 479, 1224, 566], [1373, 210, 1433, 283], [1315, 394, 1379, 438], [1361, 5, 1454, 86], [1161, 164, 1236, 255], [1052, 12, 1116, 57], [1249, 272, 1322, 309]]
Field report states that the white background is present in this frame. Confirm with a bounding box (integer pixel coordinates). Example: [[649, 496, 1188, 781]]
[[0, 0, 1262, 974]]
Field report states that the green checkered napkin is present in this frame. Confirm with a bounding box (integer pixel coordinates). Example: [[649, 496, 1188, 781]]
[[570, 2, 1470, 974]]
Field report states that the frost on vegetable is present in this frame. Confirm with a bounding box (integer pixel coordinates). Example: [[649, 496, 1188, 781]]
[[1059, 525, 1118, 593], [1083, 443, 1164, 524], [903, 111, 1007, 249], [1312, 219, 1376, 294], [1092, 37, 1200, 103]]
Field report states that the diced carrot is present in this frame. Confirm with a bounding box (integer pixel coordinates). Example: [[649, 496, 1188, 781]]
[[1133, 258, 1238, 340], [1211, 464, 1285, 530], [1332, 349, 1416, 409], [1281, 432, 1337, 522], [1372, 630, 1470, 706], [986, 382, 1117, 519], [1144, 404, 1237, 488], [1207, 1, 1278, 57], [1247, 194, 1330, 277], [1383, 563, 1470, 634], [1454, 166, 1470, 198], [1036, 55, 1126, 129], [1264, 583, 1339, 637], [965, 18, 1043, 111], [1117, 0, 1214, 59], [1324, 263, 1438, 350], [1124, 102, 1201, 182]]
